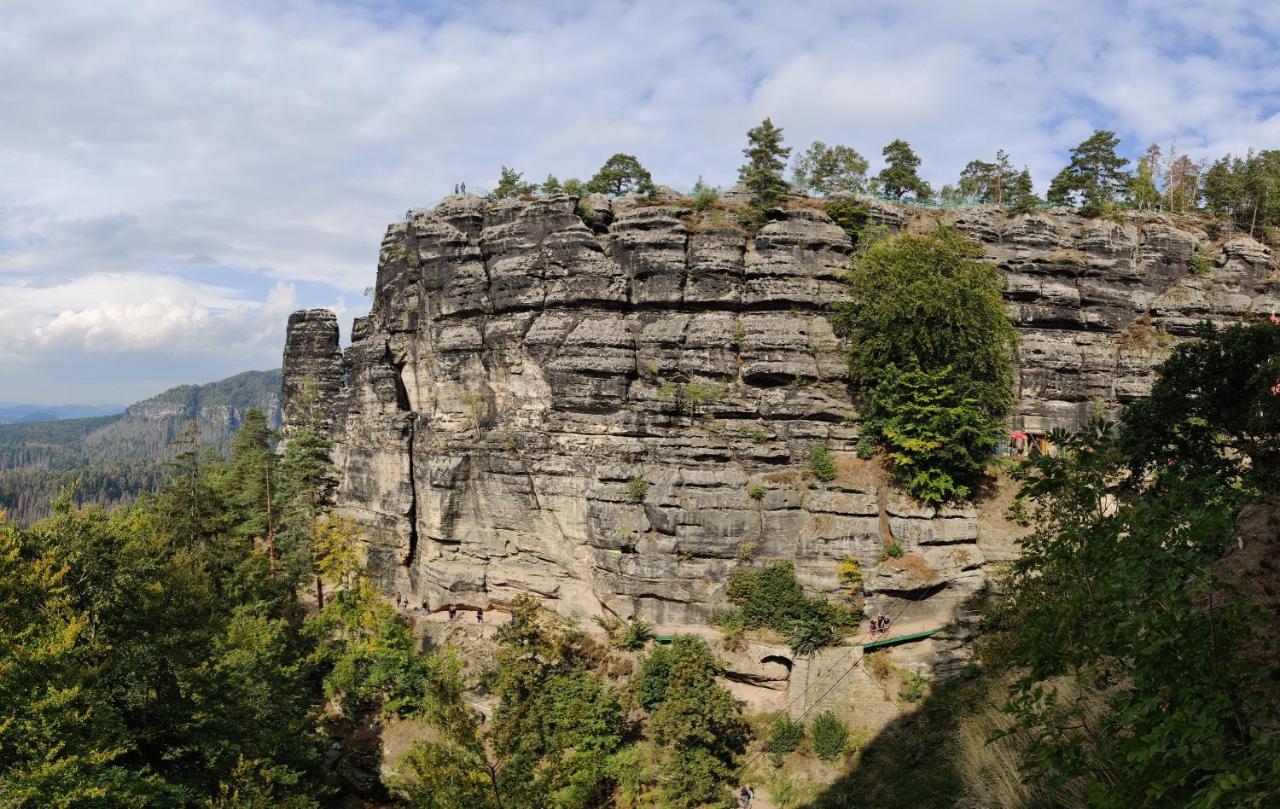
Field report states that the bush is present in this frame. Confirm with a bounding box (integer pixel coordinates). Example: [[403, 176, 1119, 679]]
[[691, 177, 720, 212], [900, 671, 928, 703], [832, 229, 1017, 504], [824, 198, 872, 242], [837, 557, 863, 589], [595, 615, 652, 650], [626, 476, 647, 503], [1189, 253, 1213, 275], [879, 540, 904, 560], [788, 613, 835, 656], [811, 711, 849, 761], [864, 365, 1006, 503], [723, 561, 856, 655], [748, 483, 766, 501], [764, 716, 806, 764], [634, 646, 673, 711], [810, 442, 837, 482]]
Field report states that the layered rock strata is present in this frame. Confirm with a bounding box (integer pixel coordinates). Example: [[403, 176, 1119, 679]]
[[282, 193, 1278, 680]]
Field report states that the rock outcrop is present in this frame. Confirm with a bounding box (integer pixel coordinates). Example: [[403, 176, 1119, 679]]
[[281, 194, 1279, 695]]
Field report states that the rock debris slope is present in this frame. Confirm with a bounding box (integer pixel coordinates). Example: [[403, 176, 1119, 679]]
[[282, 193, 1279, 650]]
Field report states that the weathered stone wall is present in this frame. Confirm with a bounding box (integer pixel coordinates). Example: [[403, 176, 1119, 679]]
[[281, 193, 1278, 718]]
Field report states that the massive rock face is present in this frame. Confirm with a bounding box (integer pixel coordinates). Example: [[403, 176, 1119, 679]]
[[281, 193, 1279, 645]]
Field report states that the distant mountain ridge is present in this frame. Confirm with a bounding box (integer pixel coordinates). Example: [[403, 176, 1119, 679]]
[[0, 369, 282, 524], [0, 402, 125, 424]]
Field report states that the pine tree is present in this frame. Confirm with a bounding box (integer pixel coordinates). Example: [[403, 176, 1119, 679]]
[[154, 421, 230, 564], [586, 153, 655, 196], [1131, 144, 1161, 210], [1008, 168, 1040, 213], [223, 409, 277, 559], [489, 166, 535, 199], [276, 383, 336, 607], [955, 150, 1019, 205], [539, 174, 562, 195], [1202, 155, 1244, 220], [738, 117, 791, 211], [1045, 129, 1130, 215], [277, 424, 335, 607], [875, 139, 932, 201]]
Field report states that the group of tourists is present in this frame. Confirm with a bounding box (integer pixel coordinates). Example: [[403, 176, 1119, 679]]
[[452, 181, 467, 194], [869, 614, 892, 636], [446, 605, 483, 623], [393, 593, 489, 623]]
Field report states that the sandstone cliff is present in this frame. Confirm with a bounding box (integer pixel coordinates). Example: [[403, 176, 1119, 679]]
[[281, 193, 1278, 684]]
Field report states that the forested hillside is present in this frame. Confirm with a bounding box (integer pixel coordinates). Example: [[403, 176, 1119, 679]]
[[0, 370, 281, 524]]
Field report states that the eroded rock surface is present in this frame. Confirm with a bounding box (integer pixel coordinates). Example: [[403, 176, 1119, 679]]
[[281, 195, 1278, 691]]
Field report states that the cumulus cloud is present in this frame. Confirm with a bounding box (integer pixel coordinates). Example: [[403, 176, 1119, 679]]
[[2, 0, 1277, 402]]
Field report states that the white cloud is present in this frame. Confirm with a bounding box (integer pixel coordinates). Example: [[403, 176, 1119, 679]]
[[2, 0, 1277, 402]]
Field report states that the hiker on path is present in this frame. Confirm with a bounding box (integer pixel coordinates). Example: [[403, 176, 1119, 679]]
[[738, 784, 754, 808]]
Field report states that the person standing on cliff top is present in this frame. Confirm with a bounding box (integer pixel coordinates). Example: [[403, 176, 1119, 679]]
[[461, 181, 466, 194]]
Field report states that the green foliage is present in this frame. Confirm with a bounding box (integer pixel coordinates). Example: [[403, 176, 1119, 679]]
[[490, 165, 536, 199], [874, 139, 931, 201], [594, 614, 653, 650], [747, 482, 765, 501], [1045, 129, 1130, 215], [999, 420, 1280, 806], [643, 636, 747, 809], [587, 153, 655, 197], [634, 644, 674, 711], [1189, 252, 1213, 275], [1131, 145, 1161, 210], [657, 379, 727, 415], [562, 177, 587, 197], [823, 197, 872, 243], [810, 711, 849, 761], [956, 149, 1018, 204], [809, 441, 837, 482], [832, 228, 1017, 503], [988, 327, 1280, 805], [792, 141, 869, 195], [0, 370, 281, 525], [1120, 320, 1280, 489], [764, 716, 805, 764], [1007, 168, 1040, 212], [866, 365, 1007, 503], [721, 561, 855, 655], [472, 596, 633, 808], [1201, 150, 1280, 235], [739, 117, 792, 212], [625, 475, 648, 503], [0, 457, 325, 805], [899, 671, 927, 703], [540, 174, 563, 194], [879, 540, 904, 560], [690, 176, 720, 211]]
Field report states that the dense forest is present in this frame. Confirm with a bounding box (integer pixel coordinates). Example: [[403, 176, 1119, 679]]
[[0, 370, 280, 524]]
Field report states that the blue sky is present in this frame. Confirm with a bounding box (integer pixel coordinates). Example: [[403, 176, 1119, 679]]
[[3, 0, 1278, 404]]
